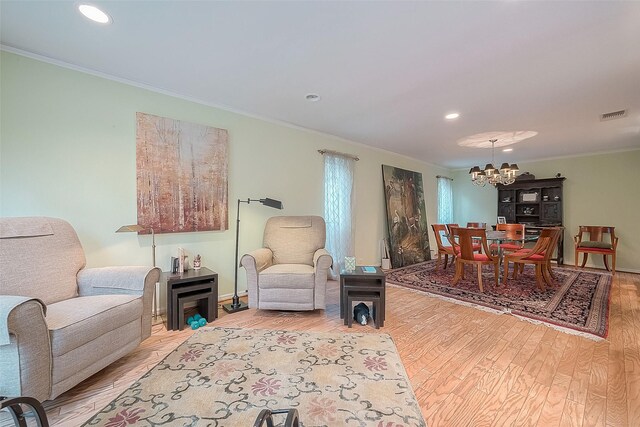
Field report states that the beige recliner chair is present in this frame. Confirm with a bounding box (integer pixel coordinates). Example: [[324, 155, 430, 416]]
[[240, 216, 332, 311], [0, 217, 160, 402]]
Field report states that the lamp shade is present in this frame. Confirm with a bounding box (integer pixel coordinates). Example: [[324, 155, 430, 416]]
[[116, 224, 144, 233], [260, 198, 284, 209]]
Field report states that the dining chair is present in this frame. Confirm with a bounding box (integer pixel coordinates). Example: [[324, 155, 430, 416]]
[[466, 222, 487, 229], [446, 223, 482, 254], [491, 223, 526, 254], [574, 226, 618, 275], [503, 228, 562, 291], [431, 224, 456, 270], [452, 227, 499, 292]]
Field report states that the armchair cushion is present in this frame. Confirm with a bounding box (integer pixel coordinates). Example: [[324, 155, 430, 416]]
[[46, 295, 142, 356], [0, 217, 85, 305], [259, 264, 315, 289], [264, 216, 326, 265], [578, 241, 613, 250]]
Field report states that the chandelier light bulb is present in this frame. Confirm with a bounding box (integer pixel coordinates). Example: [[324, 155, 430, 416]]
[[469, 139, 519, 187]]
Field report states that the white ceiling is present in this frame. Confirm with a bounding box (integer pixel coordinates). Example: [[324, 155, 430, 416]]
[[2, 1, 639, 168]]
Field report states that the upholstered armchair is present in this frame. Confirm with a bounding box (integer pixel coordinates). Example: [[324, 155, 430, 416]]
[[0, 217, 160, 402], [240, 216, 333, 311]]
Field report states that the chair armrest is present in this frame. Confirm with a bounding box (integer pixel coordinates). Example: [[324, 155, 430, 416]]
[[240, 248, 273, 273], [241, 248, 273, 309], [0, 297, 51, 401], [313, 248, 333, 270], [77, 266, 160, 296]]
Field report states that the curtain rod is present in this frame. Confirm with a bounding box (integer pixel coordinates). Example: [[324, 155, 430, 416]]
[[318, 149, 359, 161], [436, 175, 454, 181]]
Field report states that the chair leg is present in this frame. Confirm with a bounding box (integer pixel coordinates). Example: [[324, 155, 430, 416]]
[[542, 262, 554, 287], [503, 259, 510, 286], [436, 252, 442, 269], [443, 254, 449, 270], [603, 254, 610, 272], [452, 262, 462, 285], [493, 262, 499, 288], [477, 264, 484, 292], [575, 249, 578, 267], [535, 264, 546, 292], [612, 253, 616, 275], [581, 252, 589, 267]]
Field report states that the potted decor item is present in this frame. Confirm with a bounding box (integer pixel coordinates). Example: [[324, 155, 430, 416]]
[[193, 254, 201, 270]]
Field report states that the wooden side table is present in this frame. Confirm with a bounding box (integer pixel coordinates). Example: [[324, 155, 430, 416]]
[[340, 266, 386, 327], [163, 267, 218, 331]]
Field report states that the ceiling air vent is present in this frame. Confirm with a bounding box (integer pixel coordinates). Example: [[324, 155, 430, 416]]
[[600, 109, 627, 121]]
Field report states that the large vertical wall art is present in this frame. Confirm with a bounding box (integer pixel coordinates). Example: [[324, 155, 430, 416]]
[[136, 112, 228, 233], [381, 165, 431, 268]]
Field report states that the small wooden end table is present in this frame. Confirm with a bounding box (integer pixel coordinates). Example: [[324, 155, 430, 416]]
[[340, 266, 386, 328], [163, 267, 218, 331]]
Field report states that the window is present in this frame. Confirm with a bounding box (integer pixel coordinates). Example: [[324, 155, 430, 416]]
[[323, 152, 356, 275], [437, 176, 453, 224]]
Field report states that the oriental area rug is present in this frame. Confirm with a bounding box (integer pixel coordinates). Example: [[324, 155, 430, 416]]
[[82, 327, 426, 427], [386, 260, 611, 340]]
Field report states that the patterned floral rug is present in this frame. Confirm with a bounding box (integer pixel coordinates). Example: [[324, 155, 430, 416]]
[[386, 260, 611, 339], [82, 327, 425, 427]]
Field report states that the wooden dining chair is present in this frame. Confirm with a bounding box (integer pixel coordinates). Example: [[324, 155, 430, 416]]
[[466, 222, 487, 229], [574, 226, 618, 275], [431, 224, 456, 269], [491, 223, 526, 254], [446, 223, 483, 254], [452, 227, 499, 292], [503, 228, 562, 291]]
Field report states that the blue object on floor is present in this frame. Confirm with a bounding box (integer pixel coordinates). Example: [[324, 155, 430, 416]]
[[187, 316, 194, 324], [190, 321, 200, 330], [198, 318, 207, 327], [193, 313, 203, 321]]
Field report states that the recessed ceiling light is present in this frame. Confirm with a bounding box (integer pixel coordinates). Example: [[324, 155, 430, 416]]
[[445, 112, 460, 120], [503, 148, 513, 152], [78, 4, 112, 24], [305, 93, 321, 102]]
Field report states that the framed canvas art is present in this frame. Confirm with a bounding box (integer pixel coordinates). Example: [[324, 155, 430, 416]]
[[381, 165, 431, 268], [497, 216, 507, 224], [136, 112, 228, 233]]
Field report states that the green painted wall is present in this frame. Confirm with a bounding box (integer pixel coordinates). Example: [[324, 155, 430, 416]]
[[0, 51, 449, 300], [453, 150, 640, 272]]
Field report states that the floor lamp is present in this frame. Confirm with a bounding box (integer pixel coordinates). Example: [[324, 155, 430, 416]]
[[116, 224, 158, 317], [223, 197, 284, 313]]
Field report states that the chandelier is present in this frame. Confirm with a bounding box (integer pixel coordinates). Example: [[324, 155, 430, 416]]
[[469, 139, 519, 187]]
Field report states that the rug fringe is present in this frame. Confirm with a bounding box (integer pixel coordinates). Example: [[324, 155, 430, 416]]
[[511, 314, 604, 342]]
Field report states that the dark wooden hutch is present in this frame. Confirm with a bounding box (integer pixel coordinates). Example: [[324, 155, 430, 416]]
[[496, 176, 566, 264]]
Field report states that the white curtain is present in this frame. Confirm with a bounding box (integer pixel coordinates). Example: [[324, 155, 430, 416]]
[[437, 176, 453, 224], [324, 152, 355, 276]]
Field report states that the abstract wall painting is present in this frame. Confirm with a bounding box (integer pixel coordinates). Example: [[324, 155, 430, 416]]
[[381, 165, 431, 268], [136, 112, 228, 233]]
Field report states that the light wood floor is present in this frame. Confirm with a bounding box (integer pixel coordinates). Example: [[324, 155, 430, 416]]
[[3, 270, 639, 426]]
